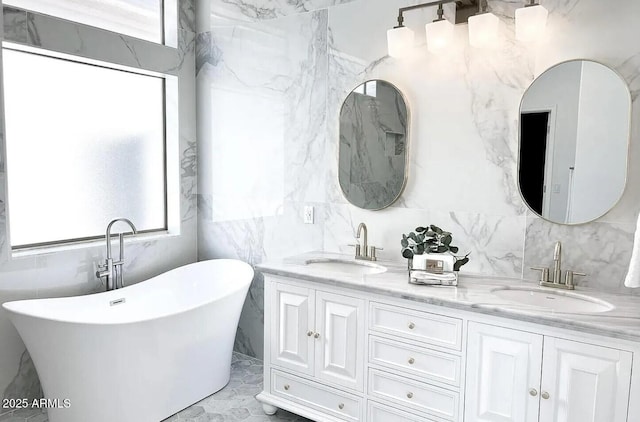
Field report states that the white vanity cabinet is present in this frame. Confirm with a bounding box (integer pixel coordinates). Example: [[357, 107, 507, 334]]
[[271, 281, 365, 391], [265, 278, 366, 421], [464, 322, 632, 422], [257, 271, 639, 422]]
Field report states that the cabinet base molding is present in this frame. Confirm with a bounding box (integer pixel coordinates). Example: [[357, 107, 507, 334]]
[[256, 392, 349, 422]]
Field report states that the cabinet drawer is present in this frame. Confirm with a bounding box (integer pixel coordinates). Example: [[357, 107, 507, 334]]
[[368, 400, 439, 422], [368, 369, 459, 421], [369, 302, 462, 350], [272, 369, 361, 421], [369, 336, 461, 387]]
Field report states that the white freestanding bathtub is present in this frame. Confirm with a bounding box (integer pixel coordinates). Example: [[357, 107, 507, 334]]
[[2, 259, 253, 422]]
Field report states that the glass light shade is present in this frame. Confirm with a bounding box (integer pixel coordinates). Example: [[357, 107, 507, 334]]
[[515, 4, 548, 42], [468, 12, 499, 48], [387, 26, 415, 58], [425, 19, 454, 53]]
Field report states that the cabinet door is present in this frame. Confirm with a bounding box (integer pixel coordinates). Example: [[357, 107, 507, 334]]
[[270, 283, 315, 376], [540, 337, 632, 422], [465, 322, 543, 422], [315, 291, 365, 391]]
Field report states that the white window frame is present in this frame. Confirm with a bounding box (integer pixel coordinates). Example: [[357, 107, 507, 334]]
[[0, 1, 185, 254]]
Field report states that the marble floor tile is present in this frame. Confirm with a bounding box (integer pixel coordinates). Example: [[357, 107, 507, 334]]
[[2, 352, 309, 422]]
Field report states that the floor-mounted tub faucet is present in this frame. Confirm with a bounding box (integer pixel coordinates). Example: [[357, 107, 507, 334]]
[[96, 218, 137, 291]]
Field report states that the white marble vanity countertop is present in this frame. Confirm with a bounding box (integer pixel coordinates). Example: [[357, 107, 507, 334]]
[[255, 252, 640, 342]]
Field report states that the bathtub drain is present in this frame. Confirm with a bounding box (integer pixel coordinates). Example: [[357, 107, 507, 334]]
[[110, 298, 126, 306]]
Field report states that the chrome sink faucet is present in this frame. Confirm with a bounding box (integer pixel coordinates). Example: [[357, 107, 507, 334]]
[[531, 241, 586, 290], [553, 240, 562, 285], [350, 222, 383, 261], [96, 218, 138, 291]]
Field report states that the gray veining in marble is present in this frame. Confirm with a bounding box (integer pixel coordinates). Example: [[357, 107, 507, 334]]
[[2, 6, 188, 76], [2, 352, 41, 405], [2, 7, 27, 45], [524, 215, 637, 293], [198, 0, 357, 28], [179, 0, 197, 34], [197, 5, 329, 359]]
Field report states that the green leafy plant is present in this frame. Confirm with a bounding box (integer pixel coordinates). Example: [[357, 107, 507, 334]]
[[401, 225, 470, 271]]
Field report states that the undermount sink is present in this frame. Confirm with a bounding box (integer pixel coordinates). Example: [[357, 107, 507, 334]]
[[303, 258, 387, 276], [492, 287, 614, 313]]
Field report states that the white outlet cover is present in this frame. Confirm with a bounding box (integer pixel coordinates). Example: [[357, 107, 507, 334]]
[[303, 206, 314, 224]]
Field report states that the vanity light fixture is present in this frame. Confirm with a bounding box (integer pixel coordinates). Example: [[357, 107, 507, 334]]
[[467, 0, 499, 48], [387, 0, 500, 57], [425, 3, 454, 53], [515, 0, 548, 42], [388, 0, 458, 57]]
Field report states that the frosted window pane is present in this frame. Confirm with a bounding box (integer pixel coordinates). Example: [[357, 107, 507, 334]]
[[4, 0, 163, 44], [3, 49, 166, 247]]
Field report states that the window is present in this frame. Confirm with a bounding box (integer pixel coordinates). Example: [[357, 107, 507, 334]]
[[3, 0, 165, 44], [2, 47, 167, 248]]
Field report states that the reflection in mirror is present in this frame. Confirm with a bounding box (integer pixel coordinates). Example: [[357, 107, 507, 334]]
[[339, 80, 409, 210], [519, 60, 630, 225]]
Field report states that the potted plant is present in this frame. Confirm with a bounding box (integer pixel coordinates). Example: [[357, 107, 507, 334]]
[[401, 225, 470, 271]]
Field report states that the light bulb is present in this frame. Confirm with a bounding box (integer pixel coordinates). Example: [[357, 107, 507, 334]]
[[387, 26, 415, 58], [468, 12, 499, 48], [516, 4, 548, 42], [425, 19, 454, 53]]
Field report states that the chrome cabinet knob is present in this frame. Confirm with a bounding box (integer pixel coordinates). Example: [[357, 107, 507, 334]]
[[307, 331, 313, 337], [338, 403, 344, 410], [529, 388, 538, 397], [408, 357, 415, 365], [541, 391, 550, 400], [407, 392, 414, 399], [314, 332, 320, 339], [284, 384, 290, 391], [408, 322, 415, 330]]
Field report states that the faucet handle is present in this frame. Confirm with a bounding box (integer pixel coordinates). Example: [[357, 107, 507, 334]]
[[369, 246, 383, 261], [96, 263, 109, 279], [565, 270, 586, 288], [348, 244, 362, 258], [531, 267, 550, 283]]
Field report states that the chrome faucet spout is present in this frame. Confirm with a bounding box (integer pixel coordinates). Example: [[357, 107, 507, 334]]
[[356, 223, 368, 258], [351, 222, 382, 261], [106, 218, 138, 260], [553, 241, 562, 284], [97, 218, 138, 291]]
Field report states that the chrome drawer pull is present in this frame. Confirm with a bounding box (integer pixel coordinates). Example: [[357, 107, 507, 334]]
[[407, 392, 413, 399], [541, 391, 550, 400], [408, 322, 415, 330], [529, 388, 538, 397], [314, 332, 320, 339], [307, 331, 313, 337], [284, 384, 290, 391], [338, 403, 344, 410], [408, 357, 415, 365]]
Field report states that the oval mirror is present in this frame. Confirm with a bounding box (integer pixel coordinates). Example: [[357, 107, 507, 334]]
[[519, 60, 630, 225], [339, 80, 409, 210]]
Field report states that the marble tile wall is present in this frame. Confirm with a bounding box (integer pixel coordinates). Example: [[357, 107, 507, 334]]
[[197, 0, 640, 359], [0, 0, 197, 411]]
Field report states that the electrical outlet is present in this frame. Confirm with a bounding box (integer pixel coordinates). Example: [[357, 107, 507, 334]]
[[303, 206, 314, 224]]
